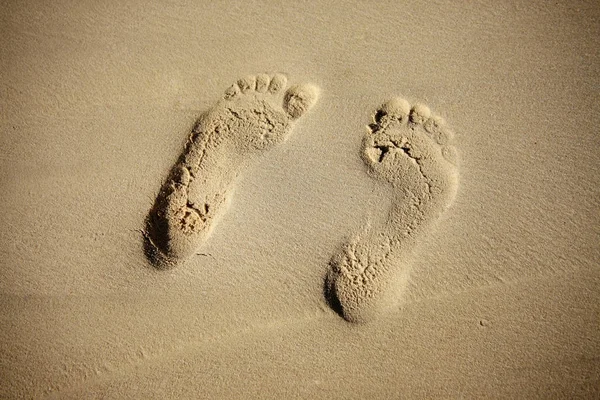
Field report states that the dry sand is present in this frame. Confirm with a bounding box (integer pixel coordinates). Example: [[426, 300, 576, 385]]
[[1, 0, 599, 398]]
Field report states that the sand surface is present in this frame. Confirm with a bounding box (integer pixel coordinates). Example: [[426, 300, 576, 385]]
[[1, 0, 599, 398]]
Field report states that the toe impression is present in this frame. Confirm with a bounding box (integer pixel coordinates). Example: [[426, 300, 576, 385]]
[[283, 84, 320, 119]]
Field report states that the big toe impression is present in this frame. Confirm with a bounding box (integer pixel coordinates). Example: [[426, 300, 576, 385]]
[[284, 84, 320, 119]]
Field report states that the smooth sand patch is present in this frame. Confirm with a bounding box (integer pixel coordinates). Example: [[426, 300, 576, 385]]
[[1, 0, 598, 398]]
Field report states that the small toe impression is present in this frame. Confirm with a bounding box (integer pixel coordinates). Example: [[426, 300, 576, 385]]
[[224, 84, 240, 100], [424, 115, 445, 135], [284, 84, 320, 119], [409, 103, 431, 125], [417, 108, 454, 144], [434, 128, 454, 145], [269, 73, 288, 94], [255, 73, 270, 93], [442, 145, 459, 166], [237, 76, 256, 93]]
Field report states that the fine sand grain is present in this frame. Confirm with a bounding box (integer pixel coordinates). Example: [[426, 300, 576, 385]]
[[1, 0, 598, 398]]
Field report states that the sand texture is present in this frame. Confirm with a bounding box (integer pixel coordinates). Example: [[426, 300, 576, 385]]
[[144, 73, 319, 268], [1, 0, 599, 398]]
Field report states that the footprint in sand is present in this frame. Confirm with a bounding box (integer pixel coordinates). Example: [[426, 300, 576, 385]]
[[144, 73, 319, 268], [325, 97, 459, 323]]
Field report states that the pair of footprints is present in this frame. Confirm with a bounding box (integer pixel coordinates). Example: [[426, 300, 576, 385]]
[[144, 73, 459, 324]]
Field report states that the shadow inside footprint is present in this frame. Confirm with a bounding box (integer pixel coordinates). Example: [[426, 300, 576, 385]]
[[323, 269, 345, 318]]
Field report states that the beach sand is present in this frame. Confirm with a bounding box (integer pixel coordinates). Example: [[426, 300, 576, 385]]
[[1, 0, 599, 398]]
